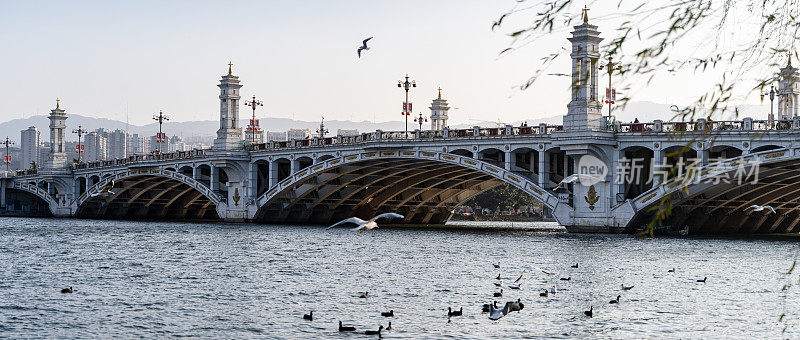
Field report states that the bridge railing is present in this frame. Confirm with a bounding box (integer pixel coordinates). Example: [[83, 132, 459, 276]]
[[72, 149, 210, 171], [615, 117, 800, 134], [246, 124, 565, 152]]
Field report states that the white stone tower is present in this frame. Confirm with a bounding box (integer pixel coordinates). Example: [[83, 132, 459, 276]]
[[213, 62, 244, 150], [429, 88, 450, 131], [563, 7, 604, 131], [45, 99, 68, 169], [778, 57, 799, 120]]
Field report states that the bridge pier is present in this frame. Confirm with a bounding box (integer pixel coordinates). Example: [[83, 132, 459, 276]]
[[210, 166, 219, 193]]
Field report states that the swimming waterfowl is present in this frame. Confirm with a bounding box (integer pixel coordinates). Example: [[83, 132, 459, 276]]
[[448, 307, 463, 317], [359, 291, 369, 298], [509, 298, 524, 311], [482, 301, 497, 313], [338, 321, 356, 332], [494, 281, 503, 287], [489, 302, 512, 320], [584, 306, 593, 317], [609, 295, 621, 304], [697, 277, 707, 283], [61, 287, 73, 294], [493, 289, 503, 297], [364, 325, 383, 335], [303, 311, 313, 320], [508, 282, 521, 289], [571, 263, 579, 268], [493, 262, 500, 268], [668, 268, 675, 272], [496, 273, 501, 280], [381, 310, 394, 317], [549, 286, 557, 294], [539, 289, 548, 297], [560, 277, 571, 281], [386, 322, 392, 330], [621, 284, 634, 290]]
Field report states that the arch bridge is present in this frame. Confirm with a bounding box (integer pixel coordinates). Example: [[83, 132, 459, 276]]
[[3, 119, 800, 234]]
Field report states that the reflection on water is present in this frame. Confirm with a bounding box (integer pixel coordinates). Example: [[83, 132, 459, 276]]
[[1, 217, 798, 339]]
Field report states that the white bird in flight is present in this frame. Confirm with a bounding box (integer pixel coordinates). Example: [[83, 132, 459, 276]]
[[326, 213, 404, 232], [357, 37, 373, 58], [554, 174, 580, 190], [744, 205, 776, 214], [89, 179, 116, 198]]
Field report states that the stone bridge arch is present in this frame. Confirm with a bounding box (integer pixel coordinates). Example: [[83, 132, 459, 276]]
[[7, 182, 60, 215], [620, 147, 800, 234], [75, 169, 222, 220], [254, 150, 560, 224]]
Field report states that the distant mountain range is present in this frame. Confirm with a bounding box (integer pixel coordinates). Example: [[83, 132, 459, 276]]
[[0, 101, 771, 143]]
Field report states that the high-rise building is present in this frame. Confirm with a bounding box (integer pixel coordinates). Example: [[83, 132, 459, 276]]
[[108, 129, 128, 159], [127, 133, 146, 155], [20, 126, 41, 169], [337, 129, 359, 137], [149, 134, 169, 153], [265, 131, 287, 142], [287, 129, 311, 141], [429, 88, 451, 131], [84, 131, 108, 162], [245, 119, 264, 144]]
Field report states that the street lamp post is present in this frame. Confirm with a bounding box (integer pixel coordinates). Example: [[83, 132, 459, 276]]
[[414, 112, 427, 132], [599, 56, 622, 119], [244, 95, 263, 144], [397, 74, 416, 138], [316, 117, 329, 139], [764, 85, 777, 122], [72, 125, 86, 164], [153, 111, 169, 154], [2, 137, 13, 172]]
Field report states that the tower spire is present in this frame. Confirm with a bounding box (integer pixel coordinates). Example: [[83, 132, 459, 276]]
[[438, 87, 442, 100], [56, 98, 60, 110], [228, 61, 233, 76], [582, 5, 589, 24]]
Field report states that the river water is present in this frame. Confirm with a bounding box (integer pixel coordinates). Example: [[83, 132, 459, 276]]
[[1, 217, 799, 339]]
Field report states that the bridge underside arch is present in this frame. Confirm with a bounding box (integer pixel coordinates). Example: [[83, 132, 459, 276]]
[[76, 174, 219, 220], [0, 188, 53, 217], [254, 156, 536, 224], [630, 154, 800, 235]]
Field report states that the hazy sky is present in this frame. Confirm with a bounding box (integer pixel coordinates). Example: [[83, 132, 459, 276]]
[[0, 0, 777, 127]]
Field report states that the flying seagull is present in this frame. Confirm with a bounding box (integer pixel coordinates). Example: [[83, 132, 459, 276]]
[[554, 174, 580, 190], [357, 37, 373, 58], [89, 179, 116, 198], [326, 213, 404, 232], [491, 13, 508, 31], [744, 205, 776, 214]]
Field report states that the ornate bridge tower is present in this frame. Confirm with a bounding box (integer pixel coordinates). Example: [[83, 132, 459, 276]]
[[429, 88, 450, 131], [563, 8, 604, 131], [551, 8, 632, 233], [45, 99, 68, 169], [213, 62, 244, 150], [777, 57, 799, 120]]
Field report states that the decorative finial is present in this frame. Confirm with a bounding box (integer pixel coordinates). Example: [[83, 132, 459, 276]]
[[582, 5, 589, 24], [438, 87, 442, 100], [56, 98, 60, 110], [228, 61, 233, 75]]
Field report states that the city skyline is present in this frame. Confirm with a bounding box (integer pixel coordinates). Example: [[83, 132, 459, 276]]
[[0, 1, 781, 127]]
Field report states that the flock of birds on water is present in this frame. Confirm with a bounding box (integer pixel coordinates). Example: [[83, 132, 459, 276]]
[[55, 211, 713, 336], [274, 258, 710, 336]]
